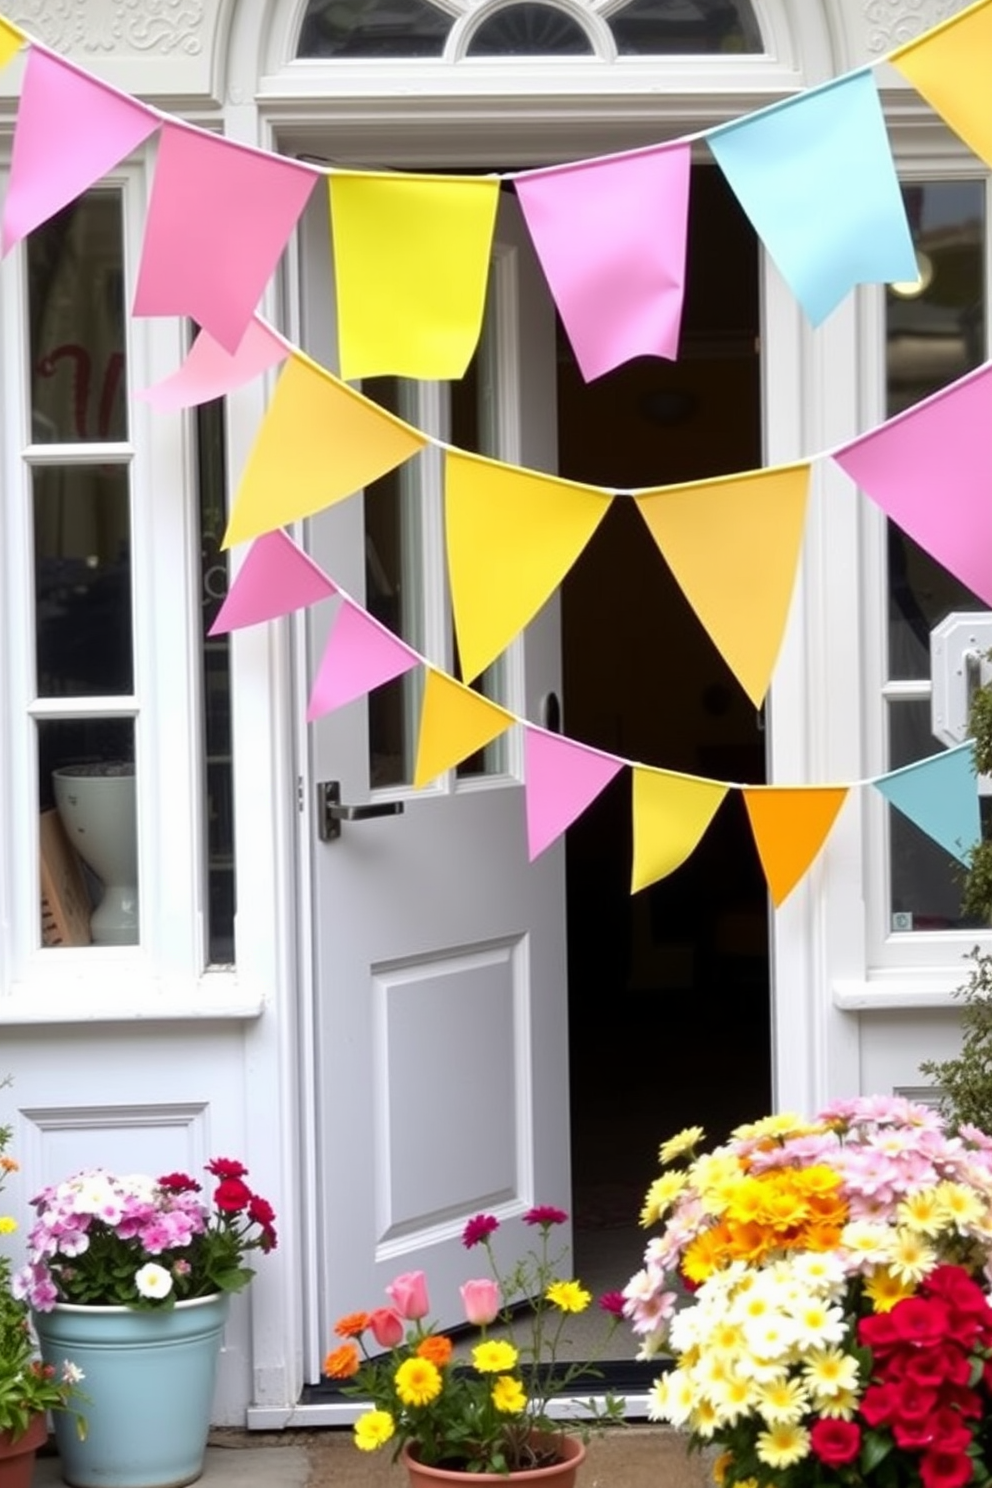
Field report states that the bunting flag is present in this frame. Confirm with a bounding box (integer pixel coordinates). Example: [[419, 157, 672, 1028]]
[[413, 671, 515, 789], [208, 530, 337, 636], [307, 600, 420, 720], [138, 317, 289, 412], [873, 742, 980, 865], [513, 143, 691, 382], [133, 122, 318, 353], [832, 363, 992, 606], [0, 14, 24, 67], [329, 171, 501, 381], [891, 0, 992, 169], [706, 69, 916, 326], [2, 48, 160, 254], [222, 352, 428, 549], [742, 786, 849, 907], [634, 464, 810, 708], [445, 450, 613, 684], [631, 768, 728, 893], [523, 728, 624, 861]]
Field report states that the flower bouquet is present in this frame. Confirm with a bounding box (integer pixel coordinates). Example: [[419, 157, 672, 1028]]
[[328, 1206, 626, 1473], [624, 1097, 992, 1488], [13, 1157, 277, 1309]]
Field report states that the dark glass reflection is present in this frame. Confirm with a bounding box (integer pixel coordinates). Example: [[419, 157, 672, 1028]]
[[611, 0, 761, 55], [297, 0, 451, 56], [467, 5, 593, 54]]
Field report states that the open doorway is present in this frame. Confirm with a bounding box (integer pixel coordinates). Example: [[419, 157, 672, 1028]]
[[559, 166, 772, 1306]]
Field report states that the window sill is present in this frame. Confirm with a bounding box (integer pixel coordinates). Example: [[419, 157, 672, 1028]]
[[833, 978, 964, 1011], [0, 970, 264, 1025]]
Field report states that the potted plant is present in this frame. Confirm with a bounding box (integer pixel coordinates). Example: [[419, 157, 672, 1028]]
[[328, 1205, 626, 1485], [13, 1159, 276, 1488], [624, 1098, 992, 1488]]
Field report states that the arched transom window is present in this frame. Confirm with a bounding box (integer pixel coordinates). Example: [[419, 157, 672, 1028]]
[[296, 0, 763, 59]]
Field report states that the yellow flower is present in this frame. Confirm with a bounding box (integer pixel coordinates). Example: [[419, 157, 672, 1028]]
[[712, 1451, 733, 1486], [659, 1126, 706, 1165], [888, 1228, 937, 1283], [936, 1181, 985, 1231], [640, 1171, 688, 1226], [545, 1280, 591, 1314], [0, 1216, 17, 1234], [472, 1340, 519, 1374], [863, 1265, 916, 1313], [354, 1411, 395, 1452], [896, 1189, 945, 1236], [802, 1347, 860, 1401], [491, 1375, 527, 1414], [395, 1357, 442, 1406], [756, 1422, 811, 1468]]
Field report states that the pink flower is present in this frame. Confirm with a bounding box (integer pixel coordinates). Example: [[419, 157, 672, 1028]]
[[460, 1278, 500, 1326], [387, 1270, 430, 1321], [598, 1290, 626, 1317], [522, 1206, 568, 1228], [463, 1214, 499, 1248], [368, 1307, 405, 1348]]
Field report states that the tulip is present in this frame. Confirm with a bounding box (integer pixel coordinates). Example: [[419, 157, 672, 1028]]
[[368, 1307, 405, 1348], [460, 1278, 500, 1326], [387, 1270, 430, 1321]]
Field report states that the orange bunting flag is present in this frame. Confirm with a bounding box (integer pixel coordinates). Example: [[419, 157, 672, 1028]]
[[413, 671, 515, 790], [634, 464, 810, 708], [0, 14, 24, 67], [891, 0, 992, 169], [742, 786, 849, 907], [222, 352, 427, 549], [630, 768, 728, 894], [445, 450, 613, 684]]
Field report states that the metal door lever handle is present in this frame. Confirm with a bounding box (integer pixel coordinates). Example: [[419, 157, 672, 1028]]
[[317, 781, 404, 841]]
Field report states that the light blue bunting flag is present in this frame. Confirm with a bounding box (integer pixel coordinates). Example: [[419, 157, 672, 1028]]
[[873, 742, 980, 865], [706, 69, 917, 326]]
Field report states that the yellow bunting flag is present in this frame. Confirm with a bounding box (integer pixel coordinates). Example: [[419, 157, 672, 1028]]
[[446, 451, 613, 684], [634, 463, 810, 708], [329, 172, 501, 381], [743, 785, 848, 907], [223, 352, 427, 548], [630, 768, 728, 894], [414, 670, 515, 789], [891, 0, 992, 169], [0, 13, 24, 66]]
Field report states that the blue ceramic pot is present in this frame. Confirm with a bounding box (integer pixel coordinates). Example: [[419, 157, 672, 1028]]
[[33, 1293, 230, 1488]]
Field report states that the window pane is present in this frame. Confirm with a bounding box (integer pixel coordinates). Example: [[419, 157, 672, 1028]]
[[297, 0, 451, 56], [34, 464, 133, 697], [28, 193, 127, 444], [610, 0, 761, 55], [38, 719, 138, 948], [467, 5, 593, 55]]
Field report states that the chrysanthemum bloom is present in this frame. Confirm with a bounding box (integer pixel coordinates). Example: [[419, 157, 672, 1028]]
[[395, 1356, 442, 1406], [324, 1344, 360, 1379], [756, 1421, 811, 1468], [417, 1335, 453, 1367], [0, 1216, 17, 1234], [659, 1127, 706, 1166], [354, 1411, 395, 1452], [546, 1280, 591, 1313], [491, 1375, 527, 1413], [463, 1213, 499, 1248], [522, 1206, 568, 1227], [134, 1262, 173, 1299], [334, 1311, 371, 1339], [472, 1339, 519, 1373]]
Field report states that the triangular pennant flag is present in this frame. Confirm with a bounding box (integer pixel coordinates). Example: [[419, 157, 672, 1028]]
[[330, 172, 500, 380], [523, 728, 624, 861], [307, 600, 419, 720], [2, 48, 160, 254], [445, 450, 612, 684], [208, 530, 337, 636], [873, 743, 980, 865], [134, 122, 318, 353], [891, 0, 992, 169], [706, 70, 916, 325], [634, 463, 810, 708], [413, 671, 514, 789], [222, 353, 428, 548], [0, 15, 25, 69], [631, 768, 728, 893], [743, 786, 848, 907], [138, 317, 289, 412], [832, 363, 992, 605], [514, 143, 691, 381]]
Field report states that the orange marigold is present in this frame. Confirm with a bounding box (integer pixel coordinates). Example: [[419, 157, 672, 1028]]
[[324, 1344, 361, 1379], [335, 1311, 371, 1339], [417, 1334, 453, 1367], [0, 1157, 19, 1173]]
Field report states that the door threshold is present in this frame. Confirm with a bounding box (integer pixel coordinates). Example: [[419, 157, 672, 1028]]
[[247, 1393, 655, 1431]]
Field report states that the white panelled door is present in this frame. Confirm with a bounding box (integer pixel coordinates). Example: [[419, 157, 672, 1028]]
[[301, 193, 572, 1344]]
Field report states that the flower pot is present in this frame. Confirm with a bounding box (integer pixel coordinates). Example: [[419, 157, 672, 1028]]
[[401, 1434, 586, 1488], [32, 1294, 229, 1488], [0, 1414, 48, 1488]]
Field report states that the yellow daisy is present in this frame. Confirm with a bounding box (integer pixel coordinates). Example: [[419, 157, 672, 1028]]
[[545, 1280, 591, 1313], [395, 1357, 442, 1407], [756, 1422, 811, 1468], [472, 1339, 519, 1374], [659, 1126, 707, 1165], [491, 1375, 527, 1414], [354, 1411, 395, 1452]]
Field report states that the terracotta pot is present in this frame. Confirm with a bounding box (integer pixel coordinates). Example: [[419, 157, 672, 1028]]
[[401, 1433, 585, 1488], [0, 1413, 48, 1488]]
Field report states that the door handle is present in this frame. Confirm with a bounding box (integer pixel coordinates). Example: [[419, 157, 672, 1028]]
[[316, 781, 404, 842]]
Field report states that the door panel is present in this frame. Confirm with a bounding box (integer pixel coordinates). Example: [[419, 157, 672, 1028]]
[[302, 193, 570, 1348]]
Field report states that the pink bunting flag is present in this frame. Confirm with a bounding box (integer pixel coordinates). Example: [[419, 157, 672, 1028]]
[[2, 48, 160, 254], [523, 727, 624, 860], [307, 600, 419, 720], [208, 530, 337, 636], [138, 317, 289, 411], [514, 143, 691, 381], [832, 363, 992, 605], [133, 122, 319, 353]]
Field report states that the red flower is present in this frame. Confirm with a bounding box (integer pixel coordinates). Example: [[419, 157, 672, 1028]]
[[859, 1312, 901, 1356], [859, 1383, 898, 1428], [929, 1410, 974, 1456], [248, 1194, 276, 1226], [368, 1308, 404, 1348], [462, 1214, 499, 1248], [158, 1172, 201, 1193], [522, 1206, 568, 1227], [920, 1450, 974, 1488], [887, 1296, 953, 1349], [810, 1419, 861, 1467], [598, 1291, 626, 1318], [905, 1343, 970, 1390], [206, 1157, 248, 1180], [214, 1177, 252, 1212]]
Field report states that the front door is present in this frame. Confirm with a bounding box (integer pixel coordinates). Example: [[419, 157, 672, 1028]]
[[302, 192, 572, 1343]]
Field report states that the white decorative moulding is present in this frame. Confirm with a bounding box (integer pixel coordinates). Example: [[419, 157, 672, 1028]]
[[862, 0, 972, 53]]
